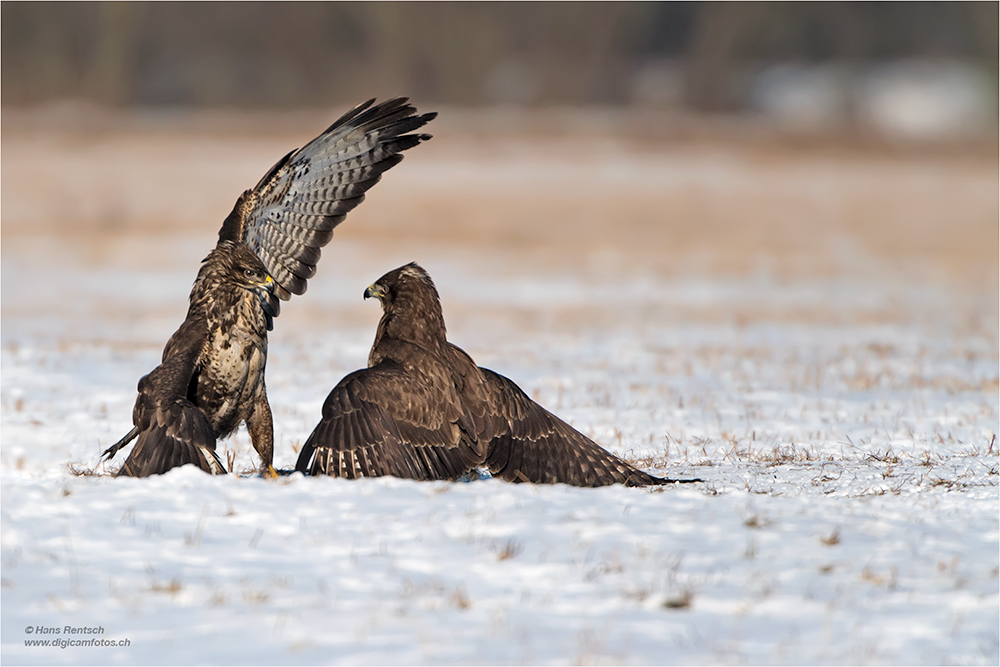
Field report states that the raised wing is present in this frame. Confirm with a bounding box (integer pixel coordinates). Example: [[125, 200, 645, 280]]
[[480, 369, 699, 487], [218, 98, 436, 303], [295, 361, 483, 480], [103, 318, 225, 477]]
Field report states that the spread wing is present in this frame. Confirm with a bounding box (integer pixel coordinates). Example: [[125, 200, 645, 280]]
[[295, 361, 484, 480], [481, 369, 694, 487], [217, 98, 435, 304], [103, 318, 225, 477]]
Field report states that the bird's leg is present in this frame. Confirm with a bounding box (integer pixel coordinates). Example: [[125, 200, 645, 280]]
[[248, 392, 276, 477], [102, 426, 139, 461]]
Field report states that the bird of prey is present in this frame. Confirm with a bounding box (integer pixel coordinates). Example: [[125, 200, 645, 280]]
[[295, 263, 700, 487], [103, 99, 436, 477]]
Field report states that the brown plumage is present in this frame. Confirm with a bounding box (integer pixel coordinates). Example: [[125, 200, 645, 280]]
[[295, 263, 701, 487], [103, 243, 272, 477], [103, 99, 436, 477]]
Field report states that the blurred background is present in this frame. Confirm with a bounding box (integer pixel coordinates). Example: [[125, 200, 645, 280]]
[[1, 1, 997, 355], [2, 1, 998, 141]]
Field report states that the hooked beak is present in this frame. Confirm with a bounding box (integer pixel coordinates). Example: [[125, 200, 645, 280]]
[[258, 275, 276, 303], [258, 276, 278, 331], [364, 283, 385, 300]]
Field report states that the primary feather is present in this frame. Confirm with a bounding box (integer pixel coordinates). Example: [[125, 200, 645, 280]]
[[218, 98, 436, 302], [296, 263, 700, 487], [106, 99, 435, 477]]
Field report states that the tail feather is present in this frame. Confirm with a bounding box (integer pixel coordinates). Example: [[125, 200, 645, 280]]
[[112, 400, 224, 478]]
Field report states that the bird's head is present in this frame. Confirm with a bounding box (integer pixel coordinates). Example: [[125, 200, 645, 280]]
[[364, 262, 435, 307], [364, 262, 446, 346], [235, 261, 274, 291], [223, 242, 279, 329], [193, 241, 279, 330]]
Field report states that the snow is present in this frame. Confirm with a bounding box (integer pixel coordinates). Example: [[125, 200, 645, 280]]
[[2, 124, 998, 665]]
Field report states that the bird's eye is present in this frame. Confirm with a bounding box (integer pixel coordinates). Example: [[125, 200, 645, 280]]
[[244, 269, 254, 278]]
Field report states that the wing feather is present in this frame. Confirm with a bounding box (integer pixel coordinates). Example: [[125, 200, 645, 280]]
[[481, 369, 695, 487], [296, 361, 481, 480], [115, 399, 224, 477], [218, 98, 435, 302], [104, 317, 226, 478]]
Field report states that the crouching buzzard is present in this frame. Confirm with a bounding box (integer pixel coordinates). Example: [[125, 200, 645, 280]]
[[295, 263, 700, 487], [103, 99, 436, 477]]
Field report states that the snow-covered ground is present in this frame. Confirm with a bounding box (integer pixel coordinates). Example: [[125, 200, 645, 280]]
[[2, 117, 997, 664]]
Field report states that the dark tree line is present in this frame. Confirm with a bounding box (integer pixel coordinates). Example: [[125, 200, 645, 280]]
[[3, 2, 996, 109]]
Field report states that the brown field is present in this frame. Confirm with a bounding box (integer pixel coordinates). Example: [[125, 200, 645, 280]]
[[2, 106, 997, 360], [4, 108, 996, 274]]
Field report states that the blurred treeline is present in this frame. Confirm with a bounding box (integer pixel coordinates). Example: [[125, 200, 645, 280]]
[[2, 1, 997, 109]]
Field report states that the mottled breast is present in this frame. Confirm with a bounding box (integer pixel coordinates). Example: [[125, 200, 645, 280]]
[[196, 291, 269, 438]]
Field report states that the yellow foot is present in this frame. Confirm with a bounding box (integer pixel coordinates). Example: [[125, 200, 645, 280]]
[[261, 465, 279, 479]]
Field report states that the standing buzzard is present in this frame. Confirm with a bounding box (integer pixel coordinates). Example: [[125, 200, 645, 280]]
[[103, 99, 436, 477], [295, 263, 700, 487]]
